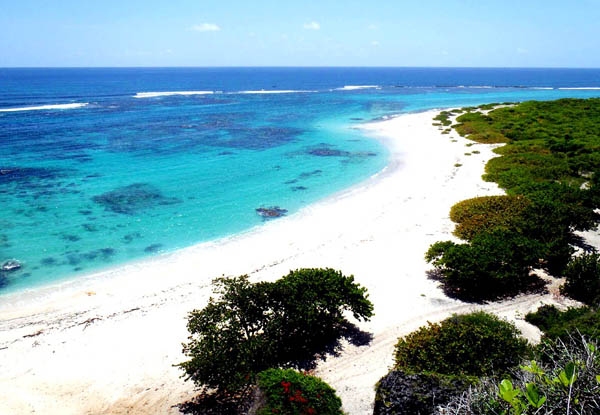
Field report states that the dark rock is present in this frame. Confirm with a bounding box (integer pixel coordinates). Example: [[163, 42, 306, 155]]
[[291, 186, 307, 191], [374, 370, 470, 415], [218, 151, 234, 156], [256, 206, 288, 219], [1, 259, 22, 272]]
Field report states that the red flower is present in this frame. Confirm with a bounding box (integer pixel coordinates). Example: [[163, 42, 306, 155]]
[[281, 381, 291, 393]]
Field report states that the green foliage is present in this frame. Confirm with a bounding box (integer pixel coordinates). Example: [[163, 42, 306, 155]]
[[525, 305, 600, 341], [438, 336, 600, 414], [561, 253, 600, 306], [394, 312, 531, 377], [256, 369, 342, 415], [434, 111, 453, 126], [178, 268, 373, 393], [426, 230, 542, 301], [430, 99, 600, 301], [450, 195, 530, 241]]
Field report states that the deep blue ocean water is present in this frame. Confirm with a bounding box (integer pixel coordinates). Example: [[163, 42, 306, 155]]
[[1, 67, 600, 294]]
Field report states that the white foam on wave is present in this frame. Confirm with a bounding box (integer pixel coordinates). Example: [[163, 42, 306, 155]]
[[558, 87, 600, 90], [336, 85, 380, 90], [233, 90, 317, 94], [0, 103, 88, 112], [133, 91, 215, 98]]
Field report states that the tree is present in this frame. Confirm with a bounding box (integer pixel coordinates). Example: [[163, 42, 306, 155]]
[[178, 268, 373, 393]]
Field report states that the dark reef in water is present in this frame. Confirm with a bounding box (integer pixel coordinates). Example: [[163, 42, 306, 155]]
[[92, 183, 181, 214], [256, 206, 288, 219], [123, 232, 142, 244], [291, 186, 308, 191], [144, 243, 163, 253], [299, 169, 322, 178], [307, 147, 352, 157], [65, 248, 116, 266]]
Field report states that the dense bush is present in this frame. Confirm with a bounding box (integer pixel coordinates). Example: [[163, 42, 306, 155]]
[[437, 335, 600, 414], [525, 305, 600, 341], [561, 253, 600, 306], [426, 230, 542, 301], [429, 99, 600, 301], [394, 312, 531, 377], [374, 370, 470, 415], [449, 195, 530, 240], [179, 268, 373, 393], [254, 369, 342, 415]]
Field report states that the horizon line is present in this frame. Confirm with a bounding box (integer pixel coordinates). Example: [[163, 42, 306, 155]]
[[2, 65, 600, 70]]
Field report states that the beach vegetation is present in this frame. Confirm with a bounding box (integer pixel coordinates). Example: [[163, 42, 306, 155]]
[[449, 195, 530, 241], [525, 305, 600, 342], [255, 368, 343, 415], [560, 253, 600, 306], [426, 230, 543, 301], [178, 268, 373, 394], [429, 99, 600, 300], [436, 335, 600, 414], [394, 312, 531, 377]]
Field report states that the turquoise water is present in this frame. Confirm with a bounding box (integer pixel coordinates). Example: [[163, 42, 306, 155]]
[[1, 67, 600, 294]]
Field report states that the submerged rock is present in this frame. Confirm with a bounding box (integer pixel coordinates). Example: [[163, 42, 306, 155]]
[[307, 147, 351, 157], [256, 206, 288, 218], [144, 243, 163, 253], [92, 183, 181, 215], [1, 259, 22, 272]]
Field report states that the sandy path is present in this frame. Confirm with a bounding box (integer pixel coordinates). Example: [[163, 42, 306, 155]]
[[0, 110, 580, 415]]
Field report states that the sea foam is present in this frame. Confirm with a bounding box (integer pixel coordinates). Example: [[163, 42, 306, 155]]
[[0, 103, 88, 112], [233, 90, 317, 94], [133, 91, 215, 98], [337, 85, 380, 90], [558, 87, 600, 90]]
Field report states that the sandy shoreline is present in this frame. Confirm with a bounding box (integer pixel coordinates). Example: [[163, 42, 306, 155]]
[[0, 110, 581, 414]]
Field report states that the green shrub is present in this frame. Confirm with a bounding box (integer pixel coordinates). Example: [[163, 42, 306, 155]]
[[449, 195, 531, 241], [178, 268, 373, 393], [437, 335, 600, 414], [561, 253, 600, 306], [525, 305, 600, 341], [426, 230, 542, 301], [394, 312, 531, 377], [255, 368, 342, 415]]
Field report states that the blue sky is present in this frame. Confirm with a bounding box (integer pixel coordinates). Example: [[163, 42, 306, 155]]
[[1, 0, 599, 67]]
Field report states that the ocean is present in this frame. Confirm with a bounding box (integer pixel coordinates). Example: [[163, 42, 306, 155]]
[[1, 67, 600, 294]]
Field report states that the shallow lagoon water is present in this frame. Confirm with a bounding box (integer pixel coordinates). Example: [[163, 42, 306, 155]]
[[1, 67, 600, 294]]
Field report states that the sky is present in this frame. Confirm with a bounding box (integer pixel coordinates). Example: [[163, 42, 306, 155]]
[[1, 0, 599, 67]]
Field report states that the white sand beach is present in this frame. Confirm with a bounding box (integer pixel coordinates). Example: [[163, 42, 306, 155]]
[[0, 110, 581, 415]]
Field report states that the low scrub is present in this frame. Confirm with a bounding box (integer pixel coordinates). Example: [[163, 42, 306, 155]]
[[437, 335, 600, 414], [450, 195, 530, 240], [426, 230, 543, 301], [394, 312, 531, 377], [561, 253, 600, 306], [254, 368, 342, 415], [525, 305, 600, 342]]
